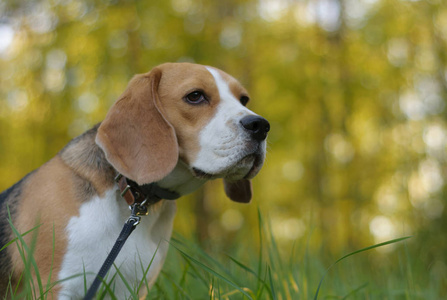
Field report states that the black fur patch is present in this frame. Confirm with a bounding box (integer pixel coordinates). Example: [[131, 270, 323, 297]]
[[60, 123, 116, 193]]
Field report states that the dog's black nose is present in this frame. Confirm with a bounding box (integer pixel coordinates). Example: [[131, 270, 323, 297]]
[[240, 115, 270, 141]]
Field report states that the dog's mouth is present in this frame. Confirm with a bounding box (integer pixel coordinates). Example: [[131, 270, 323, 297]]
[[192, 152, 264, 180], [243, 154, 263, 179], [192, 167, 215, 179]]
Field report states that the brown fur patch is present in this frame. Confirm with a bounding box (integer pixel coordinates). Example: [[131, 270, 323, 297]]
[[7, 157, 78, 291], [215, 69, 250, 106], [156, 63, 223, 165], [6, 126, 116, 294]]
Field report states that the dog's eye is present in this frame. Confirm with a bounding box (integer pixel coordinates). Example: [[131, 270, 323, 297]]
[[185, 91, 206, 104], [240, 95, 249, 106]]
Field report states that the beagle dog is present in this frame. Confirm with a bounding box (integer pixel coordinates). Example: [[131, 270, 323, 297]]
[[0, 63, 269, 298]]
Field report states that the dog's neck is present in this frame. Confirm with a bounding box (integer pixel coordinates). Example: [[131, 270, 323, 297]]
[[157, 159, 207, 196], [59, 125, 206, 199]]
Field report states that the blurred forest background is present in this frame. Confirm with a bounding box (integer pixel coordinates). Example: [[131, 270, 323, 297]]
[[0, 0, 446, 296]]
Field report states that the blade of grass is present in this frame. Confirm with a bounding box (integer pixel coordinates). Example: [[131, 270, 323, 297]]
[[226, 254, 272, 296], [209, 276, 215, 300], [265, 216, 287, 299], [136, 243, 160, 294], [342, 282, 369, 300], [226, 254, 258, 278], [97, 271, 119, 300], [83, 263, 88, 296], [256, 208, 264, 294], [313, 236, 412, 300], [170, 243, 253, 299], [258, 262, 272, 299], [44, 224, 56, 299], [7, 206, 44, 298], [267, 265, 277, 300], [172, 235, 236, 282], [0, 225, 42, 252], [40, 272, 89, 299], [9, 251, 25, 296], [5, 274, 14, 299], [179, 253, 209, 288], [403, 239, 414, 298], [171, 236, 210, 289], [97, 277, 119, 300], [217, 279, 221, 300], [159, 270, 194, 300], [136, 252, 150, 294], [113, 263, 138, 299], [153, 280, 169, 299], [178, 259, 190, 291]]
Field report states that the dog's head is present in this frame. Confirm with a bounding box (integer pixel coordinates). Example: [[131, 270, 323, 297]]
[[96, 63, 269, 203]]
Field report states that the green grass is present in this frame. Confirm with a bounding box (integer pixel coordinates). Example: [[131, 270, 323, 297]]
[[1, 209, 440, 299]]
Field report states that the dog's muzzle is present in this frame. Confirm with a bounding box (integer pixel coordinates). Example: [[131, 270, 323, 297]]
[[191, 115, 270, 180]]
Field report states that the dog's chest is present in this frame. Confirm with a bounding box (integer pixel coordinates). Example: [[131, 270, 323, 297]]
[[57, 189, 176, 299]]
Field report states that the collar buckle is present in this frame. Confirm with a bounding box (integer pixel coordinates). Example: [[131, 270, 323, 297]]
[[130, 202, 149, 216]]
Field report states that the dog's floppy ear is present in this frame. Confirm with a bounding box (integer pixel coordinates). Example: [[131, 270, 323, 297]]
[[96, 68, 178, 185], [223, 179, 252, 203]]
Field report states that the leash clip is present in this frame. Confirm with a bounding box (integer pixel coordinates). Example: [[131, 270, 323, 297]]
[[127, 204, 143, 226], [127, 215, 141, 226]]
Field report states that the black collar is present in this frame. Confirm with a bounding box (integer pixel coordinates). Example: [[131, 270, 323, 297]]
[[115, 174, 180, 209]]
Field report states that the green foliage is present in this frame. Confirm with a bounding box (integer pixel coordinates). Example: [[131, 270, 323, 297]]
[[1, 0, 447, 297], [313, 236, 412, 300], [149, 214, 419, 299], [0, 207, 438, 299]]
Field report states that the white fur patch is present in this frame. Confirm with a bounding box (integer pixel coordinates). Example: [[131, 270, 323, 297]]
[[192, 67, 264, 178], [57, 189, 176, 299]]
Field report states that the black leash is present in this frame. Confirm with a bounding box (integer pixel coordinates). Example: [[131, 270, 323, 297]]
[[83, 174, 180, 300], [83, 204, 141, 300]]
